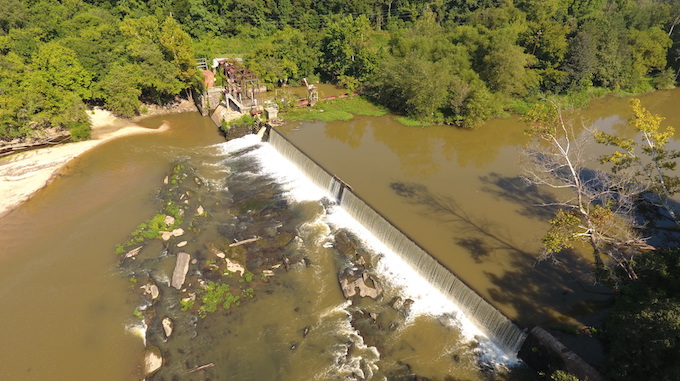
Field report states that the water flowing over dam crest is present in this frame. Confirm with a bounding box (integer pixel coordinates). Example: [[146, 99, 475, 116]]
[[266, 127, 527, 354]]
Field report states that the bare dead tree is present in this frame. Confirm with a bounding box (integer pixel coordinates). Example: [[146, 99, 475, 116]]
[[521, 100, 652, 282]]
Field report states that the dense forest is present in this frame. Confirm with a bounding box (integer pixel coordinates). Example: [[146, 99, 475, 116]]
[[1, 0, 679, 140], [2, 1, 680, 380]]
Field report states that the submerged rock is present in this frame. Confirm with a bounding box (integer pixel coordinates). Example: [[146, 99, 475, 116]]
[[171, 252, 191, 289], [225, 258, 245, 276], [334, 230, 358, 257], [206, 242, 224, 257], [124, 246, 143, 258]]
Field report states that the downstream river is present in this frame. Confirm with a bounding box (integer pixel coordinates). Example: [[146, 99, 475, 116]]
[[0, 88, 677, 380]]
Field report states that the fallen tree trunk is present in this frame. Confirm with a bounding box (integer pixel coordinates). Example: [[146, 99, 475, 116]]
[[0, 134, 72, 158]]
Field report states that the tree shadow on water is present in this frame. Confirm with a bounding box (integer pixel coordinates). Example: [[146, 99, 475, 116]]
[[479, 172, 560, 221], [390, 181, 532, 263], [389, 181, 612, 329]]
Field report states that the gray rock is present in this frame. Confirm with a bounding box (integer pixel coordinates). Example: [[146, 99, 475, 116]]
[[171, 252, 191, 289], [339, 274, 382, 299], [162, 317, 173, 338], [164, 215, 175, 226], [142, 283, 160, 300]]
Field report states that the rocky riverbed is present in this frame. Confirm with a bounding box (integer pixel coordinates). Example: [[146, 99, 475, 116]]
[[113, 147, 458, 380]]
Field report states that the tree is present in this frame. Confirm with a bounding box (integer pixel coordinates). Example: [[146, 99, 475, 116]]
[[0, 0, 29, 34], [159, 15, 196, 83], [171, 0, 224, 37], [562, 23, 598, 90], [31, 41, 93, 100], [0, 27, 46, 61], [319, 15, 379, 82], [482, 36, 539, 97], [100, 63, 142, 117], [595, 98, 680, 228], [245, 26, 319, 86], [590, 15, 631, 89], [0, 52, 32, 139], [627, 27, 672, 88], [120, 15, 188, 100], [522, 100, 650, 282], [371, 52, 453, 122], [58, 7, 124, 100]]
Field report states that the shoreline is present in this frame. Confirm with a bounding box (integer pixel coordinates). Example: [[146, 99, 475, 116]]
[[0, 108, 177, 219]]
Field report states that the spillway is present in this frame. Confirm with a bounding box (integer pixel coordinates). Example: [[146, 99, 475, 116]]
[[267, 127, 527, 353]]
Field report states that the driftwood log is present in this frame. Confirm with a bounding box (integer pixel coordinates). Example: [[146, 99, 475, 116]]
[[0, 134, 72, 158], [188, 363, 214, 373], [229, 237, 261, 247]]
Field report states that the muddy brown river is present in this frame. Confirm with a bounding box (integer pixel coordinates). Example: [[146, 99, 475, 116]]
[[0, 89, 678, 380]]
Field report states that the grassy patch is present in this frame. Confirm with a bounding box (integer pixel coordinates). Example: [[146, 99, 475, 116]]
[[505, 99, 535, 115], [283, 96, 387, 122], [221, 113, 256, 134], [393, 116, 428, 127], [559, 87, 610, 108]]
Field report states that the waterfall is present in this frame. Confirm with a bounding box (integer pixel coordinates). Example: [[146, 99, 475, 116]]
[[267, 128, 527, 354]]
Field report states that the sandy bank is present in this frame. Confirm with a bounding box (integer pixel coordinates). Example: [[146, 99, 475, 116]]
[[0, 109, 169, 219]]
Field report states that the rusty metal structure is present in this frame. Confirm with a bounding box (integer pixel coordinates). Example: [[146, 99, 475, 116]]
[[301, 78, 318, 106], [218, 59, 262, 111]]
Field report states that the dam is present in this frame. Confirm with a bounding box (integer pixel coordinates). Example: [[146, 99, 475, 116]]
[[265, 126, 527, 353]]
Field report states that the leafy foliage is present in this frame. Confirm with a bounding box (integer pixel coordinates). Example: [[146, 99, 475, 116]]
[[197, 281, 254, 317], [605, 248, 680, 381], [1, 0, 678, 138], [595, 98, 680, 226]]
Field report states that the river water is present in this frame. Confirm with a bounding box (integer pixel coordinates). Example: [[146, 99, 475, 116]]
[[0, 89, 677, 380]]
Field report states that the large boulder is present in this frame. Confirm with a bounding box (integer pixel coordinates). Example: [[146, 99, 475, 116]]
[[143, 346, 163, 376], [339, 272, 382, 299]]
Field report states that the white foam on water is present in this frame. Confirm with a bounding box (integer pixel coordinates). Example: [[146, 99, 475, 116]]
[[250, 143, 331, 202], [325, 206, 520, 366], [214, 134, 262, 155], [125, 320, 148, 347], [313, 302, 381, 381]]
